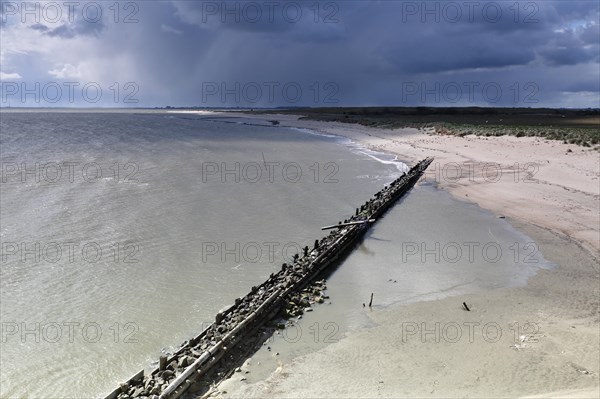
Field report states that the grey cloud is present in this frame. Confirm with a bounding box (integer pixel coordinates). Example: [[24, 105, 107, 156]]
[[580, 23, 600, 44], [30, 23, 49, 32], [0, 0, 598, 107]]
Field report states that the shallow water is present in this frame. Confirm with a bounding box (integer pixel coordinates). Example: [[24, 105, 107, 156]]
[[0, 110, 551, 398]]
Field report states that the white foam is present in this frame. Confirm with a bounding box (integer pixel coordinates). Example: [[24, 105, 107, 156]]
[[289, 126, 409, 177]]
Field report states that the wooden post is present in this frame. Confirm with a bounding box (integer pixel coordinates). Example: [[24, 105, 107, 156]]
[[159, 355, 167, 371], [368, 293, 374, 307]]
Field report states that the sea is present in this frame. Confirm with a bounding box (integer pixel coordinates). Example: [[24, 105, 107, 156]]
[[0, 110, 552, 398]]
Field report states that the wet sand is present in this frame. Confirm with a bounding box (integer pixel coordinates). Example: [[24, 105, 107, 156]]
[[197, 112, 599, 398], [215, 219, 598, 398]]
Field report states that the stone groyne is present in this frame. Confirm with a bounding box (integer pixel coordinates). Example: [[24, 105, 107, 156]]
[[103, 157, 434, 399]]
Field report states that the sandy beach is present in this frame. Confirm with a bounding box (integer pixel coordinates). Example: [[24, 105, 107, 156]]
[[203, 112, 600, 399]]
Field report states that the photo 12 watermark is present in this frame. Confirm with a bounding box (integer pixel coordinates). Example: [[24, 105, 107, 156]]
[[421, 161, 539, 185], [200, 81, 339, 105], [1, 241, 140, 264], [193, 1, 339, 25], [400, 81, 539, 105], [399, 241, 540, 264], [201, 241, 305, 264], [0, 82, 140, 105], [1, 1, 140, 24], [399, 2, 539, 24], [398, 320, 541, 345], [201, 160, 339, 184], [194, 319, 340, 345], [1, 161, 139, 184], [1, 321, 140, 344]]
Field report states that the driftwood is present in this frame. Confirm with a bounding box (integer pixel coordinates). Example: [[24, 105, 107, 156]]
[[321, 219, 376, 230]]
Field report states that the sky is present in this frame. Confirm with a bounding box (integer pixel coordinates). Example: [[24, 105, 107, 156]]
[[0, 0, 599, 108]]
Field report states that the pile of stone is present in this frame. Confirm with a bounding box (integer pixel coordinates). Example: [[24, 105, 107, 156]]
[[282, 279, 328, 319]]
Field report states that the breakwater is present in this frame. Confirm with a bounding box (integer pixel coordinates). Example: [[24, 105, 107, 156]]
[[104, 157, 434, 399]]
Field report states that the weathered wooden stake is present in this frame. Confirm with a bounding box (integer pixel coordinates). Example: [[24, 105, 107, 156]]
[[159, 355, 167, 371], [462, 302, 471, 311], [368, 293, 374, 308]]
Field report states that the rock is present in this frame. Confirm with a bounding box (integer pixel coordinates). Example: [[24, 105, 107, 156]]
[[161, 370, 175, 380], [119, 383, 130, 393], [179, 356, 190, 368], [241, 377, 247, 381], [144, 379, 153, 389], [235, 367, 242, 373], [300, 299, 310, 307], [305, 307, 313, 312]]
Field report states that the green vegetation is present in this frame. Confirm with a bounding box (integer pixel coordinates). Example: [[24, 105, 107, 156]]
[[245, 107, 600, 149], [426, 122, 599, 148]]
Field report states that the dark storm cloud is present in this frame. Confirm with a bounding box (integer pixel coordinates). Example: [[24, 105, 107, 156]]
[[102, 0, 600, 106], [540, 45, 598, 66], [0, 0, 598, 107]]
